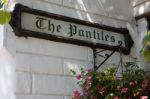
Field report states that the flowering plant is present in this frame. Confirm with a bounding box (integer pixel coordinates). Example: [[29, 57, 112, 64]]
[[71, 62, 150, 99], [0, 0, 11, 24]]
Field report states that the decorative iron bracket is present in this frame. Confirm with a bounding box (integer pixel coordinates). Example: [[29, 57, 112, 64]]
[[93, 43, 122, 71]]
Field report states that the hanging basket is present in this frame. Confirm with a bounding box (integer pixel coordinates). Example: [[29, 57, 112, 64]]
[[71, 47, 150, 99]]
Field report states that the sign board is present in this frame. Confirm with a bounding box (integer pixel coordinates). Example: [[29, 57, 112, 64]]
[[10, 4, 133, 54]]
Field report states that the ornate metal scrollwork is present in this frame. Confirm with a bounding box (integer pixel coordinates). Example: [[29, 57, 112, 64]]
[[93, 43, 122, 71]]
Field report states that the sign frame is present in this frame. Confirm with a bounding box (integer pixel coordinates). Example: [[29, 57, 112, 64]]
[[10, 4, 134, 54]]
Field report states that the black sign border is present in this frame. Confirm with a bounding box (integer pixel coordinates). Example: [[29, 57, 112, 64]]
[[10, 4, 134, 55]]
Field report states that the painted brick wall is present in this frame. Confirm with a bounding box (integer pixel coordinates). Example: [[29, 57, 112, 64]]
[[1, 0, 138, 99]]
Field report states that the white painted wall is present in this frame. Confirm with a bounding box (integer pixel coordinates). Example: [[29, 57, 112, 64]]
[[131, 0, 150, 72], [136, 17, 150, 72], [0, 0, 143, 99], [0, 25, 15, 99]]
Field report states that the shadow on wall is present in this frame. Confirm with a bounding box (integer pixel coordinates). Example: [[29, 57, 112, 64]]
[[0, 48, 15, 99], [72, 0, 132, 22], [134, 1, 150, 16], [8, 0, 133, 27]]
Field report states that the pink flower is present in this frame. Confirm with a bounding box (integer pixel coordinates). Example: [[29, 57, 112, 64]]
[[121, 87, 128, 93], [141, 96, 148, 99], [87, 68, 93, 72], [93, 96, 97, 99], [98, 86, 106, 95], [76, 74, 82, 80], [134, 92, 140, 97], [85, 76, 92, 90], [129, 81, 135, 86], [90, 94, 97, 99], [141, 79, 148, 89], [116, 84, 120, 89], [113, 96, 119, 99], [81, 89, 86, 95], [73, 90, 80, 97], [87, 76, 92, 80], [86, 76, 92, 84]]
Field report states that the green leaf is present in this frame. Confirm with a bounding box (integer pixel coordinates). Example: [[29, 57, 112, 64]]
[[0, 3, 3, 9], [105, 93, 114, 99], [105, 94, 110, 99], [0, 0, 8, 8], [2, 0, 8, 4], [70, 69, 76, 75], [142, 49, 150, 62], [0, 10, 11, 24], [142, 34, 150, 46]]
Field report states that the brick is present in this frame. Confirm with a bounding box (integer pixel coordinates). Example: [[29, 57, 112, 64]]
[[32, 74, 65, 95], [33, 0, 88, 20], [64, 76, 78, 95], [85, 14, 127, 28], [64, 96, 72, 99], [16, 52, 64, 74], [87, 48, 93, 62], [33, 0, 84, 21], [32, 74, 78, 95], [16, 95, 63, 99], [65, 0, 133, 21], [15, 53, 30, 72], [16, 95, 32, 99], [102, 0, 133, 21], [58, 6, 87, 20], [30, 55, 63, 75], [63, 0, 107, 16], [33, 1, 62, 15], [44, 0, 63, 5], [37, 39, 88, 60], [15, 0, 33, 7], [62, 0, 82, 9], [0, 48, 15, 99], [15, 72, 31, 93]]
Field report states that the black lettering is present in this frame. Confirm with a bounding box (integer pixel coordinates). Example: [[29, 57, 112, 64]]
[[36, 17, 46, 29], [79, 29, 85, 37], [48, 20, 55, 33], [57, 25, 61, 32], [118, 41, 122, 44], [69, 24, 77, 37], [101, 31, 104, 40], [93, 30, 97, 39], [97, 33, 101, 40], [110, 36, 115, 42], [105, 34, 109, 41], [85, 31, 92, 38]]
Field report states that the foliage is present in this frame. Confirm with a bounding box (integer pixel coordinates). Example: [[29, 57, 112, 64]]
[[141, 31, 150, 62], [71, 62, 150, 99], [0, 0, 8, 7], [0, 0, 11, 24]]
